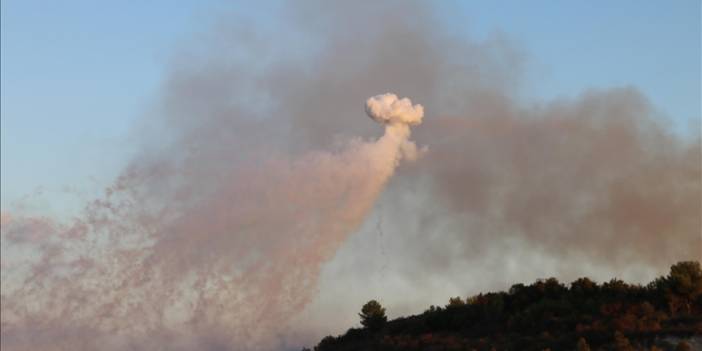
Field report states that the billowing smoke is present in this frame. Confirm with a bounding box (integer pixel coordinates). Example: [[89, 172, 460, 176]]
[[366, 93, 426, 162], [0, 93, 424, 350], [366, 93, 424, 126], [1, 1, 700, 350]]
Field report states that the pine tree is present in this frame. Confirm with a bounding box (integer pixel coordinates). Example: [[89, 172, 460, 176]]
[[359, 300, 387, 331]]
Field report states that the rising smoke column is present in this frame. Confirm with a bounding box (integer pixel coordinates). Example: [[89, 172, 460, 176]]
[[2, 0, 700, 349], [0, 94, 424, 351]]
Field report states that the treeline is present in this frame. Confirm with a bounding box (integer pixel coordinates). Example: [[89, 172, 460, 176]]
[[306, 261, 702, 351]]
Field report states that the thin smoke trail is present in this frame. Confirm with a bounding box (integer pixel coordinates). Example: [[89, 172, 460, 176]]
[[375, 204, 389, 278]]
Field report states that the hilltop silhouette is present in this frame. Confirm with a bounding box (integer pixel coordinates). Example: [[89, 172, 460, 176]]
[[305, 261, 702, 351]]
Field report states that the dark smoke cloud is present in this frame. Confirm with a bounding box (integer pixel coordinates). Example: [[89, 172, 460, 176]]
[[1, 1, 700, 350]]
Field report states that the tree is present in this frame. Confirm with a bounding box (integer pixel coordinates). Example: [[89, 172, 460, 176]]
[[668, 261, 702, 299], [603, 279, 630, 298], [447, 296, 465, 307], [613, 331, 634, 351], [571, 277, 598, 295], [675, 341, 692, 351], [576, 337, 591, 351], [315, 336, 337, 351], [662, 261, 702, 314], [359, 300, 387, 331]]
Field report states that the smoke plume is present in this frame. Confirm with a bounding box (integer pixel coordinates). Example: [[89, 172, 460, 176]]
[[1, 1, 700, 350], [0, 93, 424, 350]]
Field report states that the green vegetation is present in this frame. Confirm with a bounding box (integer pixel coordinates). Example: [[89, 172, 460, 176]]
[[308, 261, 702, 350], [359, 300, 388, 332]]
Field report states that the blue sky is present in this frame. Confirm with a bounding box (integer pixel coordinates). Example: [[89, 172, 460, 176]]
[[1, 0, 700, 212]]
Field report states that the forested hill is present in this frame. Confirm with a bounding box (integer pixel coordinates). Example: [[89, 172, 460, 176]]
[[305, 261, 702, 351]]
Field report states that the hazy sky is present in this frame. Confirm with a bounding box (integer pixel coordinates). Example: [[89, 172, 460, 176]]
[[1, 0, 699, 211]]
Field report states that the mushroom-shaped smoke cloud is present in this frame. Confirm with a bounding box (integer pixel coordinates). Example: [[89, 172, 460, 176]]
[[366, 93, 424, 126], [366, 93, 426, 162]]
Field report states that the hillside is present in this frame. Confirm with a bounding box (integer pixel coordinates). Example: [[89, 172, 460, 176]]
[[305, 261, 702, 351]]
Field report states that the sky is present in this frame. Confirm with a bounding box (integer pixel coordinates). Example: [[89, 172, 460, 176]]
[[0, 1, 700, 350], [1, 0, 700, 212]]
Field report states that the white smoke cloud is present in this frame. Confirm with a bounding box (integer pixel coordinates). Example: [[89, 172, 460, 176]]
[[366, 93, 424, 126], [366, 93, 426, 162]]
